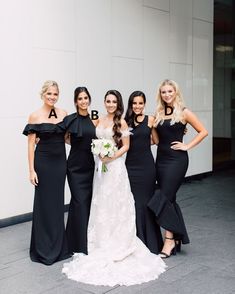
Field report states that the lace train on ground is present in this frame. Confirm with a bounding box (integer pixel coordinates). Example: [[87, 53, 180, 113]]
[[62, 127, 166, 286]]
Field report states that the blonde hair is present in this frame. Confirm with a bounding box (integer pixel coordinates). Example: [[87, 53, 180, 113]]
[[40, 80, 59, 99], [154, 79, 186, 126]]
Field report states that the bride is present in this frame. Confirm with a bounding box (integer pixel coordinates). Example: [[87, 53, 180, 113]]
[[62, 90, 166, 286]]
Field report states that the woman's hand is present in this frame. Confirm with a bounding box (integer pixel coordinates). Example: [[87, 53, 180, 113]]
[[35, 137, 40, 144], [99, 155, 115, 164], [65, 132, 71, 145], [171, 141, 188, 151], [29, 170, 39, 186]]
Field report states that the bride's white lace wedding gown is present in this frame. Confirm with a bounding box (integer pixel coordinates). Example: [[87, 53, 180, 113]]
[[62, 126, 166, 286]]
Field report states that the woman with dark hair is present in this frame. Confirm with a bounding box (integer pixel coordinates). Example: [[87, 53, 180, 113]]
[[62, 90, 166, 287], [63, 87, 97, 255], [125, 91, 163, 254]]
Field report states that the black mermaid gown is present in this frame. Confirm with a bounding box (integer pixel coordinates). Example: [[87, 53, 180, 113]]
[[125, 116, 163, 254], [148, 119, 190, 244], [63, 113, 96, 255], [23, 123, 69, 265]]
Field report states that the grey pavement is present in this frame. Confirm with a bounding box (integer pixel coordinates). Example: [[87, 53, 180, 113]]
[[0, 167, 235, 294]]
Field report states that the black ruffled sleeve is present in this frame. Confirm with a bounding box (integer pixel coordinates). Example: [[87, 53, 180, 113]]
[[23, 124, 38, 136], [62, 112, 88, 138], [22, 123, 65, 136]]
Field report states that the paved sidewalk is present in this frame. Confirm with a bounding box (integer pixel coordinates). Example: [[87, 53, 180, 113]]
[[0, 168, 235, 294]]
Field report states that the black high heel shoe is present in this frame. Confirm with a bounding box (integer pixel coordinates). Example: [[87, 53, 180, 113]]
[[159, 237, 177, 259], [175, 240, 181, 253]]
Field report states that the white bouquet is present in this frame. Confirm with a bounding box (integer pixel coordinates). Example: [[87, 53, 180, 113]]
[[91, 138, 118, 172]]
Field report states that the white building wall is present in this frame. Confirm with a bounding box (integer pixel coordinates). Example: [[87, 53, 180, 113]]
[[0, 0, 213, 220]]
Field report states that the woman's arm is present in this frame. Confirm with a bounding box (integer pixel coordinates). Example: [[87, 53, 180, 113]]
[[171, 109, 208, 151], [28, 133, 38, 186], [114, 119, 130, 158], [151, 127, 159, 145], [101, 119, 130, 163], [27, 113, 39, 186], [64, 132, 71, 145], [148, 116, 159, 145], [113, 135, 129, 159]]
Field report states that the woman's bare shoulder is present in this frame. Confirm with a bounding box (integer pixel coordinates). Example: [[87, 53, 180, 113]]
[[148, 115, 155, 125], [121, 118, 128, 129], [92, 118, 99, 126], [28, 109, 42, 124], [54, 107, 67, 120]]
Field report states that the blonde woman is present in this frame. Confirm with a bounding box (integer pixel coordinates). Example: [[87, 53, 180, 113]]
[[149, 79, 208, 258], [23, 81, 69, 265]]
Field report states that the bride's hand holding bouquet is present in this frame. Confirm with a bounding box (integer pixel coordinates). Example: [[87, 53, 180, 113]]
[[91, 138, 118, 172]]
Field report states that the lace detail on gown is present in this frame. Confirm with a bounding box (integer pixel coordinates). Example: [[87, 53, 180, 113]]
[[62, 126, 166, 286]]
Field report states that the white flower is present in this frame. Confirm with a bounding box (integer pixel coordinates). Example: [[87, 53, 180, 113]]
[[91, 138, 117, 172], [91, 139, 103, 156]]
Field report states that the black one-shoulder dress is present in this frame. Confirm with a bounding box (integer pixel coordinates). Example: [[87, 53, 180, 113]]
[[63, 113, 96, 254], [23, 123, 69, 265], [148, 119, 190, 244], [125, 116, 163, 254]]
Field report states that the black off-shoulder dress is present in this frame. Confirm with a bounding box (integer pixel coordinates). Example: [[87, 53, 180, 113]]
[[23, 123, 69, 265]]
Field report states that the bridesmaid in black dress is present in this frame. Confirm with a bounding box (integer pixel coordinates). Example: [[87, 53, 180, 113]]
[[63, 87, 97, 255], [23, 80, 69, 265], [125, 91, 163, 254], [149, 79, 208, 258]]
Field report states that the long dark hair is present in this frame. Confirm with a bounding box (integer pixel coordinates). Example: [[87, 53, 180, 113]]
[[124, 91, 146, 127], [74, 86, 91, 112], [104, 90, 124, 148]]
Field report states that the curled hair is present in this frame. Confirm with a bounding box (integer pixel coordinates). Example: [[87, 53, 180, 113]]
[[104, 90, 124, 148], [154, 79, 186, 126], [40, 80, 59, 98], [74, 86, 91, 112], [124, 91, 146, 127]]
